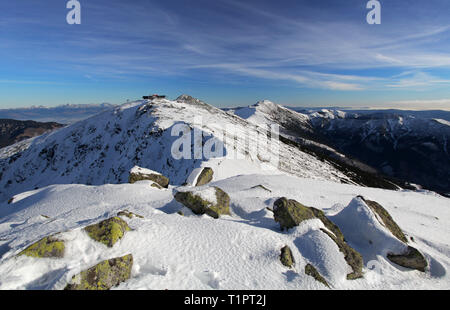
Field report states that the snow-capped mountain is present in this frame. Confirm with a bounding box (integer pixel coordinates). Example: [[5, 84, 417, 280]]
[[0, 96, 357, 203], [304, 109, 450, 196]]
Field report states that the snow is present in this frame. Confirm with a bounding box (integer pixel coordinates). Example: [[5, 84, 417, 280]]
[[130, 166, 162, 176], [0, 174, 449, 290]]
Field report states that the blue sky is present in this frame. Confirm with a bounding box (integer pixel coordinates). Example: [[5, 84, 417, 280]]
[[1, 0, 450, 110]]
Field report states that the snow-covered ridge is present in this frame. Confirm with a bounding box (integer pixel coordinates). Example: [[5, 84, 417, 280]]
[[0, 96, 353, 202]]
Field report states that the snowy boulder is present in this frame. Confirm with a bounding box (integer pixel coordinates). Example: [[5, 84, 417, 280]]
[[280, 245, 294, 268], [358, 196, 408, 243], [387, 246, 428, 272], [174, 187, 230, 219], [84, 217, 131, 248], [273, 198, 315, 230], [274, 197, 363, 279], [195, 167, 214, 186], [305, 264, 329, 288], [19, 235, 65, 258], [65, 254, 133, 290], [331, 197, 427, 272], [128, 166, 169, 188]]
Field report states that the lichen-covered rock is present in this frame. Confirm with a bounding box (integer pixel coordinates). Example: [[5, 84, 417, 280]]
[[273, 197, 364, 280], [128, 166, 169, 188], [320, 229, 363, 280], [273, 197, 315, 230], [174, 187, 230, 219], [117, 210, 143, 219], [387, 246, 428, 272], [305, 264, 329, 288], [195, 167, 214, 186], [358, 196, 408, 243], [280, 245, 294, 268], [84, 217, 131, 247], [65, 254, 133, 290], [19, 235, 65, 258]]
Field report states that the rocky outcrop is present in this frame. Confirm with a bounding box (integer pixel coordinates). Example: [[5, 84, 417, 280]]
[[65, 254, 133, 290], [387, 246, 428, 272], [358, 196, 408, 243], [128, 166, 169, 188], [195, 167, 214, 186], [84, 217, 131, 248], [174, 187, 230, 219], [273, 197, 363, 279], [273, 198, 315, 230], [19, 235, 65, 258], [280, 245, 294, 268], [305, 264, 329, 288]]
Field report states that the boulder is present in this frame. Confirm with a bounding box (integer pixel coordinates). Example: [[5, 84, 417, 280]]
[[19, 235, 65, 258], [280, 245, 294, 268], [84, 217, 131, 247], [358, 196, 408, 243], [174, 187, 230, 219], [273, 198, 315, 230], [305, 264, 329, 288], [65, 254, 133, 290], [273, 197, 364, 280], [195, 167, 214, 186], [387, 246, 428, 272], [128, 166, 169, 188]]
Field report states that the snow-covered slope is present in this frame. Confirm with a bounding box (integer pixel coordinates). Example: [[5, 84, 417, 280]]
[[0, 174, 448, 290], [0, 96, 353, 202]]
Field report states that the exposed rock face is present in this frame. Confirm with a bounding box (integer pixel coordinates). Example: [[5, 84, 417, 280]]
[[128, 166, 169, 188], [273, 197, 363, 279], [19, 235, 65, 258], [273, 198, 315, 230], [305, 264, 329, 288], [280, 245, 294, 268], [358, 196, 408, 243], [387, 246, 428, 272], [65, 254, 133, 290], [174, 187, 230, 219], [84, 217, 131, 248], [195, 167, 214, 186]]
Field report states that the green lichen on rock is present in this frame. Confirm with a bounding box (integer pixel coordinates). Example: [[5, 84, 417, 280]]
[[320, 229, 363, 280], [280, 245, 294, 268], [195, 167, 214, 186], [387, 246, 428, 272], [117, 210, 144, 219], [359, 196, 408, 243], [129, 171, 169, 188], [65, 254, 133, 290], [19, 235, 65, 258], [305, 264, 329, 288], [174, 187, 230, 219], [84, 217, 131, 247], [273, 198, 315, 230]]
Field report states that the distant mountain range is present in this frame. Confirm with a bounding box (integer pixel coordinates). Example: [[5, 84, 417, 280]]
[[0, 103, 116, 124]]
